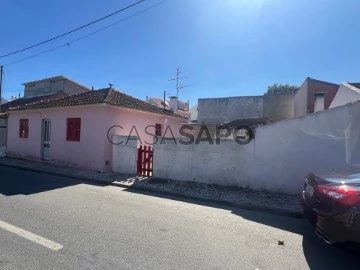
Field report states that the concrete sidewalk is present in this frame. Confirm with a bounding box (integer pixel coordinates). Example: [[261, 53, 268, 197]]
[[0, 157, 303, 218]]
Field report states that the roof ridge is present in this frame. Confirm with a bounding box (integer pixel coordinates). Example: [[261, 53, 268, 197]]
[[7, 87, 187, 119], [103, 88, 112, 102], [307, 77, 339, 87], [342, 82, 360, 94]]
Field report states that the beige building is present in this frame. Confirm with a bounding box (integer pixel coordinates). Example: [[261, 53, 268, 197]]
[[23, 75, 89, 98]]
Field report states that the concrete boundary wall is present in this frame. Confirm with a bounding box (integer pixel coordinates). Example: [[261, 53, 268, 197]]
[[198, 96, 264, 124], [153, 101, 360, 194], [112, 135, 138, 174]]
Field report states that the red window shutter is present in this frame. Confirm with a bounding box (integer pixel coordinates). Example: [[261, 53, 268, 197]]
[[71, 120, 75, 141], [19, 120, 22, 138], [75, 119, 81, 141], [19, 119, 29, 138], [66, 118, 81, 141], [24, 120, 28, 138], [67, 119, 72, 141]]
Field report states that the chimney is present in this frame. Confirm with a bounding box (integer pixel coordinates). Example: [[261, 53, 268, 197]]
[[169, 96, 178, 112], [146, 96, 149, 102], [314, 92, 326, 112]]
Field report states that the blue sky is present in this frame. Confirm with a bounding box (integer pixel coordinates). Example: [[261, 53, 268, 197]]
[[1, 0, 360, 107]]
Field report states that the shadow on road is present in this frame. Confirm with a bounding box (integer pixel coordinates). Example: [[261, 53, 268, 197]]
[[1, 165, 360, 269], [0, 166, 107, 196]]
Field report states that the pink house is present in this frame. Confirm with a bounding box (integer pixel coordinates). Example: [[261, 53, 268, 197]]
[[6, 88, 186, 172]]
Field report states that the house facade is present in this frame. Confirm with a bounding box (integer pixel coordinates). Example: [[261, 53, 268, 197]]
[[6, 88, 186, 172], [0, 76, 90, 149], [294, 77, 339, 117]]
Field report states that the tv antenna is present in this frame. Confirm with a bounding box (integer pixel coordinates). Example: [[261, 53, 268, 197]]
[[169, 67, 193, 98]]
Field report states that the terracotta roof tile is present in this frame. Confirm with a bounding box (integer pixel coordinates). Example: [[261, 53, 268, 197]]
[[1, 92, 69, 113], [9, 88, 187, 119]]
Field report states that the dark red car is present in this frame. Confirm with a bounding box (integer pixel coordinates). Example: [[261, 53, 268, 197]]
[[301, 165, 360, 249]]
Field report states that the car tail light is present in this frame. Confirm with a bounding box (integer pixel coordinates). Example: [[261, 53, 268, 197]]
[[317, 185, 360, 206]]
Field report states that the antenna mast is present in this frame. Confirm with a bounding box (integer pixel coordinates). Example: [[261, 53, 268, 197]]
[[169, 67, 193, 98]]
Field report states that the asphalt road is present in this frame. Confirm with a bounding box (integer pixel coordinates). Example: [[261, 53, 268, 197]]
[[0, 166, 360, 270]]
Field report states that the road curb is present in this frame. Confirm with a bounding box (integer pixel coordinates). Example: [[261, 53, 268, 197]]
[[122, 186, 304, 219], [0, 162, 303, 219]]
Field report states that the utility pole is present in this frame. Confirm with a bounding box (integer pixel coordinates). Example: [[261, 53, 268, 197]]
[[0, 66, 3, 110], [169, 67, 193, 98], [163, 90, 166, 110]]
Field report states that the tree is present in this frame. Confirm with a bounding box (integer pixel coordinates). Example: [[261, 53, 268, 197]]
[[264, 83, 299, 96]]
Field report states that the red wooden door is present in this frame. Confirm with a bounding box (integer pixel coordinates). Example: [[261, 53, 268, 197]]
[[137, 146, 153, 176]]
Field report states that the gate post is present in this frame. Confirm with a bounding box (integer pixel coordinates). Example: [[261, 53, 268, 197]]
[[137, 145, 142, 175]]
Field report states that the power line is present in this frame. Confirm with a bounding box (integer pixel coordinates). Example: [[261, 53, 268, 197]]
[[4, 44, 66, 66], [0, 0, 147, 59], [3, 0, 170, 67]]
